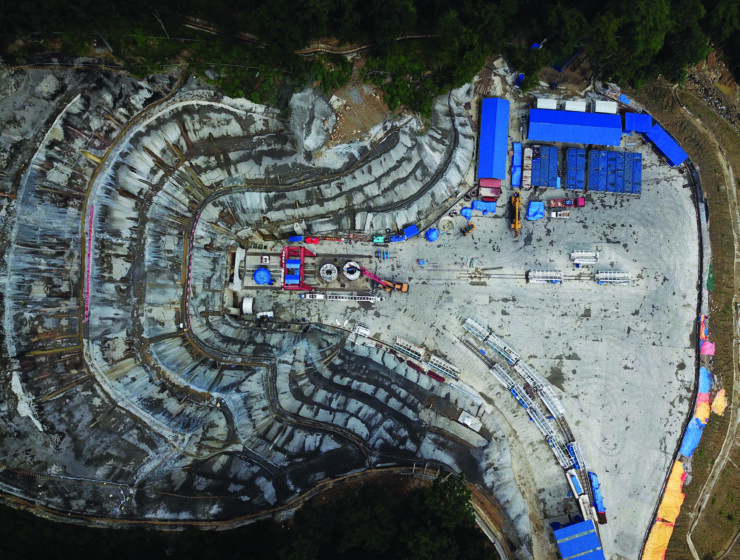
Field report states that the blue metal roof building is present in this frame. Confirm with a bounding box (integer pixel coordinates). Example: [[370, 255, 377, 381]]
[[528, 109, 622, 146], [624, 112, 653, 133], [553, 519, 605, 560], [478, 98, 510, 179], [646, 124, 689, 167]]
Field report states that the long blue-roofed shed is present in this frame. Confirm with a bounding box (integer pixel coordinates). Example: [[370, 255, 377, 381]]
[[624, 112, 652, 133], [646, 124, 689, 166], [528, 109, 622, 146], [478, 98, 510, 180]]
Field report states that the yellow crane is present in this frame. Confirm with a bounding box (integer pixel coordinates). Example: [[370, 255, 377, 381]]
[[510, 192, 522, 238]]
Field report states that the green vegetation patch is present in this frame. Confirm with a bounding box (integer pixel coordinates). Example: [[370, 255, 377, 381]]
[[0, 474, 497, 560]]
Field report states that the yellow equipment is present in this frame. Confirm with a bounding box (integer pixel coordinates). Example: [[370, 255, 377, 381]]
[[510, 192, 522, 238]]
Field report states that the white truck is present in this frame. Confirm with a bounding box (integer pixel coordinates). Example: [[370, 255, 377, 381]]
[[550, 210, 571, 219]]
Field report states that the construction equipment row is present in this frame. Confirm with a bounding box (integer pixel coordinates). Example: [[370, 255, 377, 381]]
[[463, 317, 566, 418], [491, 363, 573, 468], [394, 336, 460, 380], [461, 318, 602, 516], [527, 269, 631, 284]]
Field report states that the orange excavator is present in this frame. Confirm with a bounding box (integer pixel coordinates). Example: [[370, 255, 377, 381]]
[[510, 192, 522, 238]]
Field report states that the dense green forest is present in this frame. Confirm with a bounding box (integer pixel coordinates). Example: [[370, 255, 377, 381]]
[[0, 0, 734, 114], [0, 476, 496, 560]]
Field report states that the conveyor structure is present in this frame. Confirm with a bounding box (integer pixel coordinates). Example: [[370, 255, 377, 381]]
[[326, 294, 384, 302], [527, 269, 563, 284], [427, 355, 460, 380], [394, 336, 426, 361], [570, 250, 599, 265], [595, 270, 631, 284], [463, 316, 490, 341], [465, 317, 567, 418]]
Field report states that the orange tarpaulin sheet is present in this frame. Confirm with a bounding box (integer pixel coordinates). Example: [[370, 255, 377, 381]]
[[712, 389, 727, 416], [666, 461, 685, 493], [657, 490, 685, 523], [695, 402, 711, 424], [643, 520, 675, 560]]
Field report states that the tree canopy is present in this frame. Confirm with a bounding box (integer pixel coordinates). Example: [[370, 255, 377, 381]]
[[0, 0, 728, 123], [0, 476, 497, 560]]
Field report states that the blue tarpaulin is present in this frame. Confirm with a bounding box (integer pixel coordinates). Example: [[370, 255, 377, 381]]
[[699, 367, 713, 394], [461, 207, 472, 220], [253, 268, 272, 285], [680, 417, 706, 457], [425, 228, 439, 242], [588, 472, 606, 514], [554, 520, 605, 560], [646, 124, 689, 167], [288, 235, 304, 242], [472, 200, 497, 214], [403, 224, 419, 239], [619, 94, 630, 105], [511, 143, 522, 187], [624, 113, 653, 133], [528, 109, 622, 146], [570, 474, 583, 495], [526, 201, 545, 220], [404, 224, 419, 238], [478, 98, 510, 179]]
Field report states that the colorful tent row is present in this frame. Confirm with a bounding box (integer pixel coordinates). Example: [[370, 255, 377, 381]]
[[644, 461, 687, 560], [643, 520, 676, 560]]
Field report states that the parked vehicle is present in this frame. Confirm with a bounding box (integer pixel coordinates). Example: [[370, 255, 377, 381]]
[[548, 197, 585, 208], [461, 223, 476, 236]]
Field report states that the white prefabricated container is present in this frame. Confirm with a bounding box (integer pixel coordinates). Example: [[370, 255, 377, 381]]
[[593, 100, 618, 114], [536, 97, 558, 110], [564, 100, 588, 112]]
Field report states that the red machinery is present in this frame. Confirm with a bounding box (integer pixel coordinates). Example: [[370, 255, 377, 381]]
[[358, 265, 408, 293], [280, 246, 315, 291], [549, 197, 585, 208]]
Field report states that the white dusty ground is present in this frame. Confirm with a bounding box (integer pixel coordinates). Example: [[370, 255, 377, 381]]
[[249, 135, 697, 559]]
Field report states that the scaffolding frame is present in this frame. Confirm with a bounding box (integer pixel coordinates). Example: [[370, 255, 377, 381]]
[[394, 336, 426, 361], [427, 355, 460, 380], [527, 269, 564, 284], [463, 316, 490, 341], [568, 441, 587, 471], [570, 250, 599, 265], [491, 364, 516, 388], [326, 294, 383, 302], [594, 270, 631, 284]]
